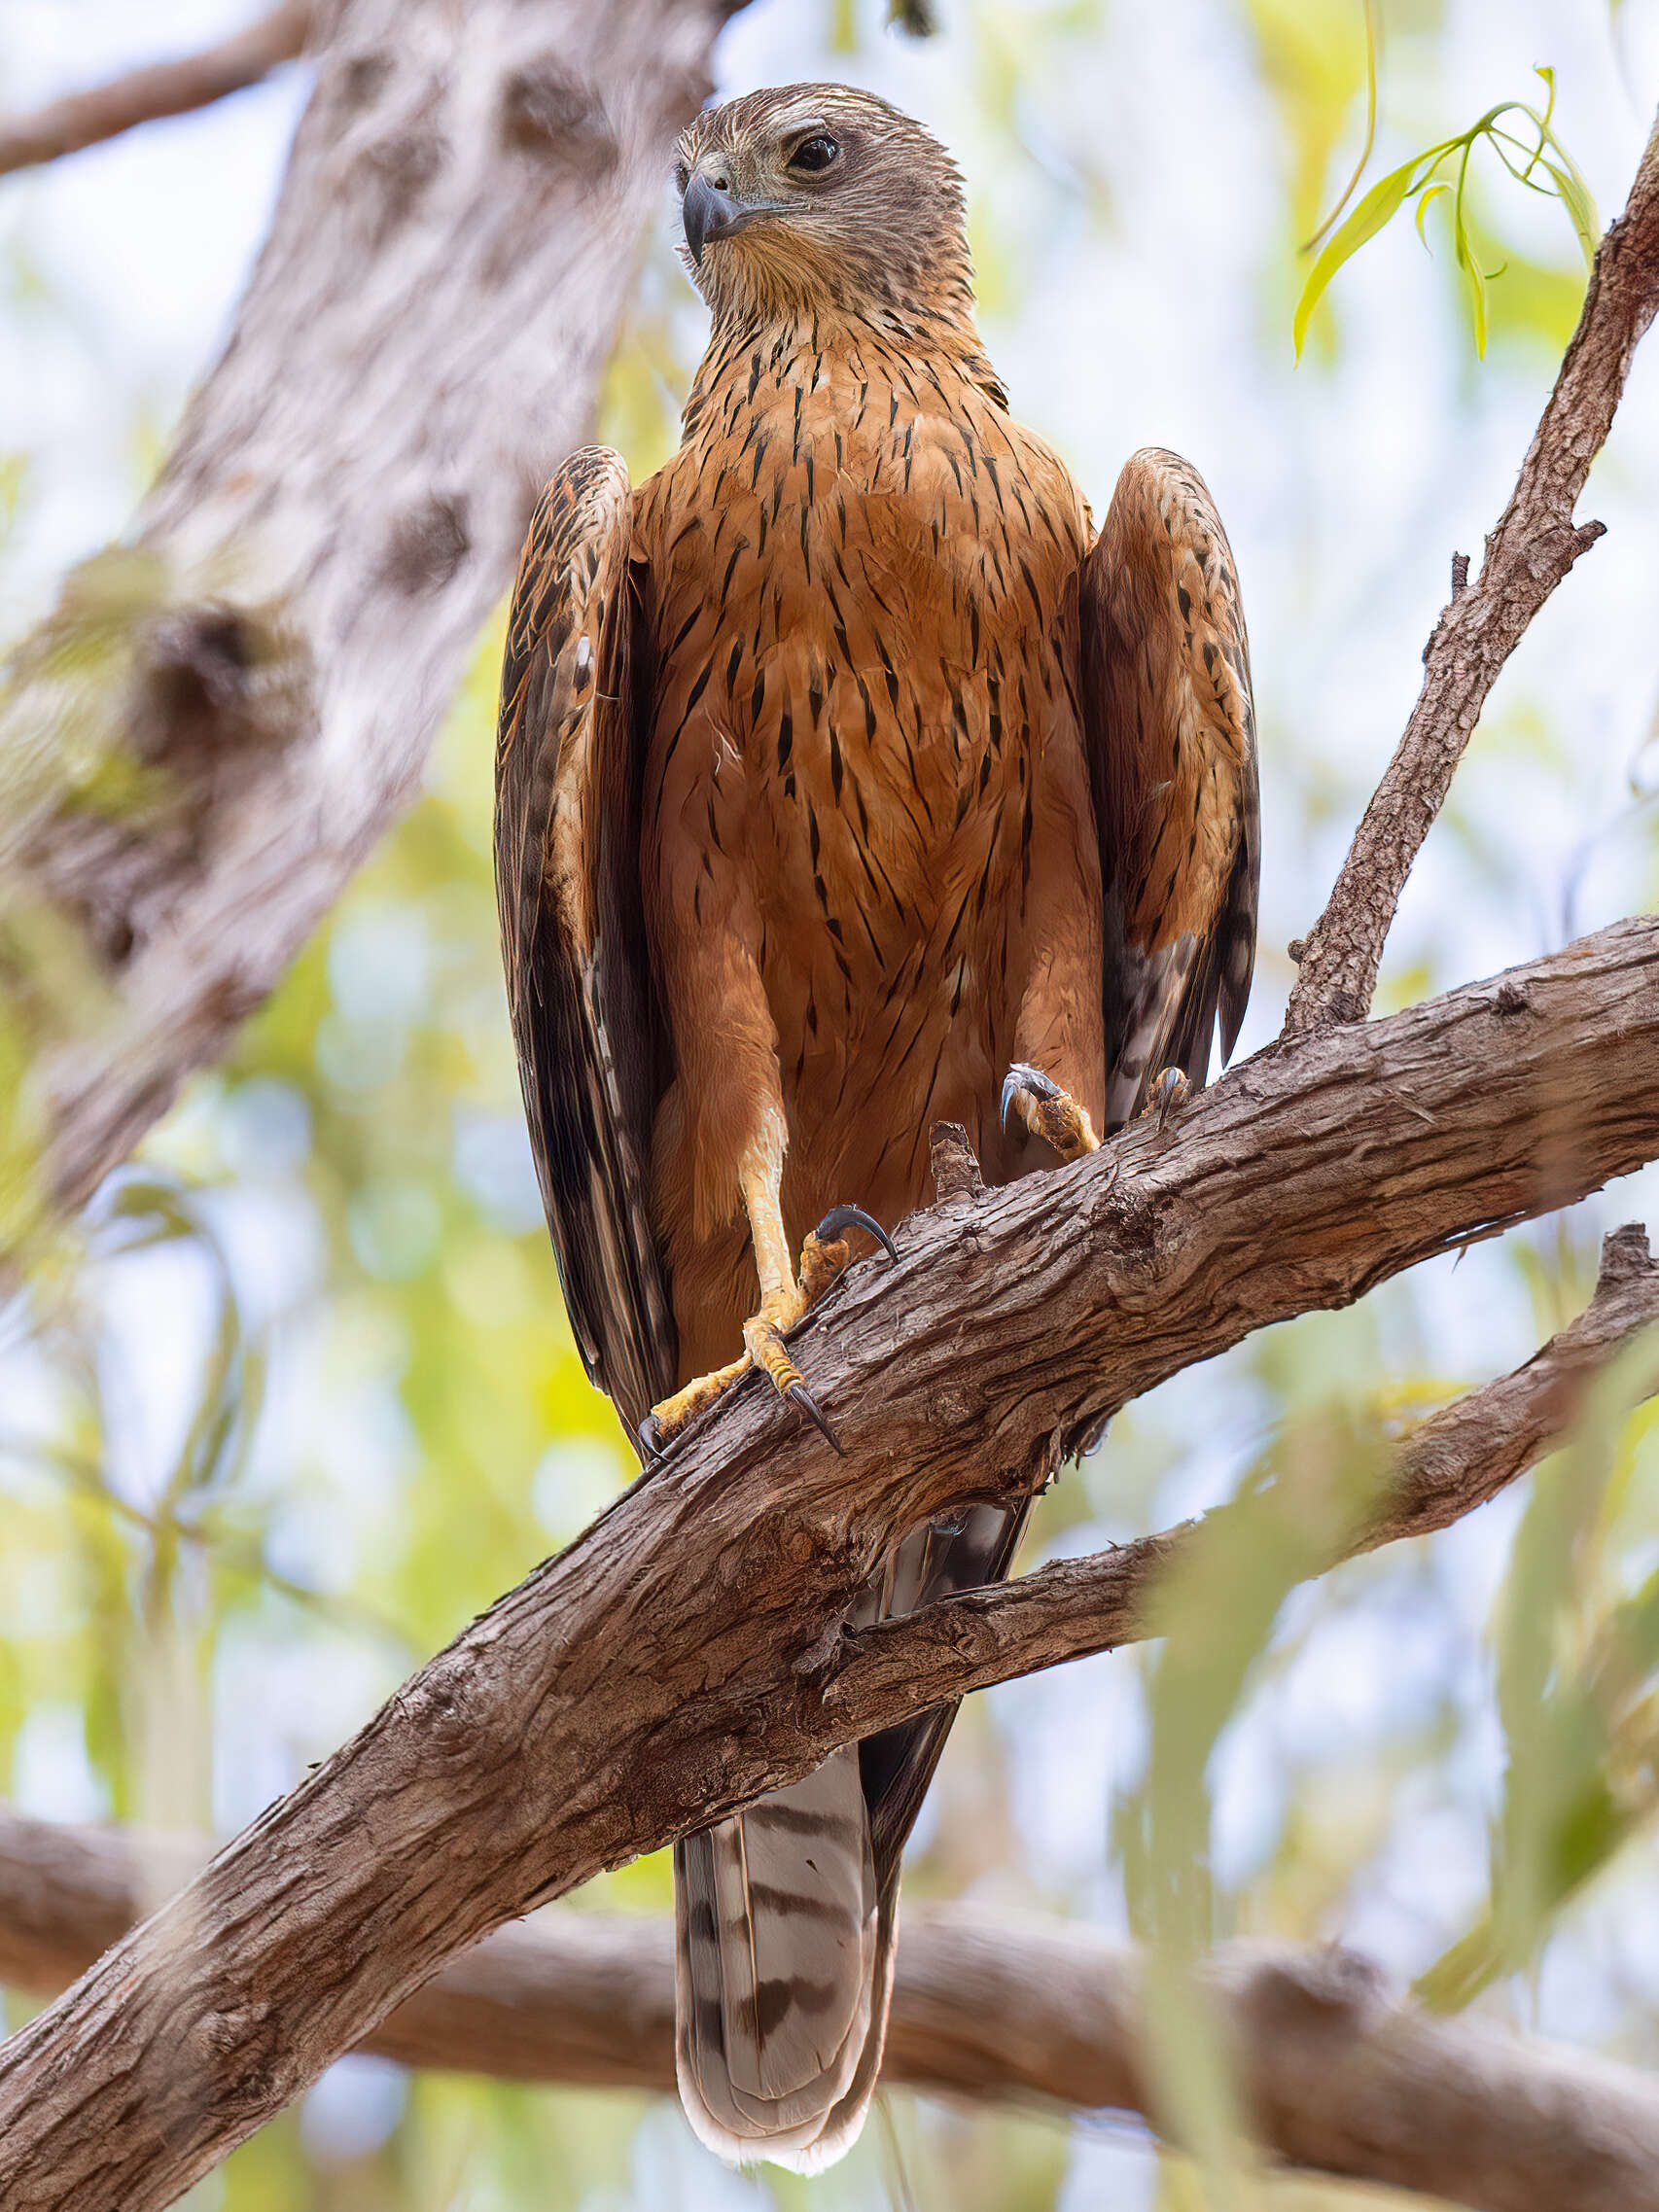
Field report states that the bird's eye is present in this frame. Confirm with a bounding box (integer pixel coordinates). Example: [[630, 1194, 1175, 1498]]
[[673, 161, 689, 195], [790, 134, 839, 174]]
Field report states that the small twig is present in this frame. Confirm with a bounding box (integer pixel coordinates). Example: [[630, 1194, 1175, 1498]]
[[1301, 0, 1380, 255], [0, 3, 312, 179], [1285, 114, 1659, 1034]]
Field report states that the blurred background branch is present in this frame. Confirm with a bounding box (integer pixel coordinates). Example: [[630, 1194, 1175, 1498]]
[[0, 3, 313, 179], [0, 0, 745, 1252], [6, 1804, 1659, 2212]]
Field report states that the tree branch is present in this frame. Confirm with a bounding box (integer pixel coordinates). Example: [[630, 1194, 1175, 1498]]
[[1284, 113, 1659, 1034], [1, 920, 1657, 2209], [818, 1217, 1659, 1726], [0, 0, 741, 1239], [6, 1811, 1659, 2212], [0, 6, 314, 179]]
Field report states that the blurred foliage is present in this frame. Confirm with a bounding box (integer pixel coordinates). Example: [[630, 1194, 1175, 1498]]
[[3, 3, 1659, 2210], [1293, 65, 1597, 357], [1244, 0, 1377, 243], [1420, 1347, 1659, 2009]]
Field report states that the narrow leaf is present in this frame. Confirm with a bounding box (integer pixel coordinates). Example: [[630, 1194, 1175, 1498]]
[[1293, 158, 1420, 358], [1541, 156, 1601, 267]]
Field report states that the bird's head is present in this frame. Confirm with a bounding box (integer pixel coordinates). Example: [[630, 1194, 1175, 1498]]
[[675, 85, 977, 333]]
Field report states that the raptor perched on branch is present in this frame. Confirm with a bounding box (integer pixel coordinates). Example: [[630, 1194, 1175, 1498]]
[[495, 83, 1258, 2171]]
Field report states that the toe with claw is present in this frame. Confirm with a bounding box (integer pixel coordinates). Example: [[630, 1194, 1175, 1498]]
[[640, 1204, 896, 1457], [1001, 1062, 1101, 1162], [1144, 1066, 1190, 1132]]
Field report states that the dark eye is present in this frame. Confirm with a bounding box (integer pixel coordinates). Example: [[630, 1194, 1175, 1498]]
[[673, 160, 689, 195], [790, 134, 839, 174]]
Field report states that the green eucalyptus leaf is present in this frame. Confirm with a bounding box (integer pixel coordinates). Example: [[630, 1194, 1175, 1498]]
[[1540, 156, 1600, 267], [1293, 157, 1420, 357]]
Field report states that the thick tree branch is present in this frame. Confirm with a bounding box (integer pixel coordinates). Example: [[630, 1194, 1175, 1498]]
[[1, 920, 1657, 2210], [0, 5, 313, 178], [819, 1217, 1659, 1725], [6, 1812, 1659, 2212], [0, 0, 740, 1239], [1284, 114, 1659, 1034]]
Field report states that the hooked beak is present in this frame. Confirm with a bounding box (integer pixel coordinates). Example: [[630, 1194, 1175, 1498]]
[[682, 172, 777, 265]]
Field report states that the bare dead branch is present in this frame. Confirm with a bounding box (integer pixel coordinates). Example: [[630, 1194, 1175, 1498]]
[[1284, 114, 1659, 1034], [7, 1811, 1659, 2212], [0, 0, 741, 1237], [0, 920, 1656, 2210], [0, 5, 313, 179]]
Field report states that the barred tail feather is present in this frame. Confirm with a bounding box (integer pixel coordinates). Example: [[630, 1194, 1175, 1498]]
[[674, 1746, 884, 2168], [673, 1498, 1026, 2171]]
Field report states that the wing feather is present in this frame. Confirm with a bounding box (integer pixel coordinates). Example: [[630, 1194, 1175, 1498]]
[[1079, 447, 1260, 1125], [494, 447, 675, 1441]]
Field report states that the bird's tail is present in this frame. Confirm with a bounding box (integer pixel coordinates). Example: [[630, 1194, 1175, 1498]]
[[673, 1500, 1026, 2171], [673, 1747, 896, 2171]]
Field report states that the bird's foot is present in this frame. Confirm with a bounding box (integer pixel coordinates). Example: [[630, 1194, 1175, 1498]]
[[1001, 1063, 1101, 1163], [637, 1352, 750, 1457], [1143, 1067, 1190, 1131], [639, 1205, 896, 1458]]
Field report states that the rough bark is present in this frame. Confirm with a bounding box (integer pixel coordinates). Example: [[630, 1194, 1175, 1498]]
[[0, 0, 737, 1237], [1284, 113, 1659, 1033], [821, 1216, 1659, 1720], [1, 920, 1657, 2210], [8, 1812, 1659, 2212], [0, 4, 313, 177]]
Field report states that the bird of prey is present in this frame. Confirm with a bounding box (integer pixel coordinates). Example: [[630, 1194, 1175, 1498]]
[[495, 83, 1258, 2171]]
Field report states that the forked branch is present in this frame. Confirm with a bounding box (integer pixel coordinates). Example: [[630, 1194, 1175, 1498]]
[[3, 40, 1659, 2212]]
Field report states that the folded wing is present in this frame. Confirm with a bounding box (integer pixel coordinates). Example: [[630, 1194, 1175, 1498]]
[[1079, 447, 1260, 1124], [494, 447, 676, 1438]]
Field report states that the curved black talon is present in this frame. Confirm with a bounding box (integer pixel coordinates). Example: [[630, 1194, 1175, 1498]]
[[812, 1203, 898, 1262], [787, 1380, 845, 1455], [1001, 1061, 1059, 1133], [638, 1414, 665, 1459], [1148, 1066, 1190, 1131]]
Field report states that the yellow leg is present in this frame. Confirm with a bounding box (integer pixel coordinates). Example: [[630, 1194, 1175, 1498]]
[[641, 1140, 895, 1457], [1001, 1062, 1101, 1162]]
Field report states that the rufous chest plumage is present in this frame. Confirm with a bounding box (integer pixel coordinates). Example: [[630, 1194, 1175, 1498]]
[[635, 325, 1090, 1106]]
